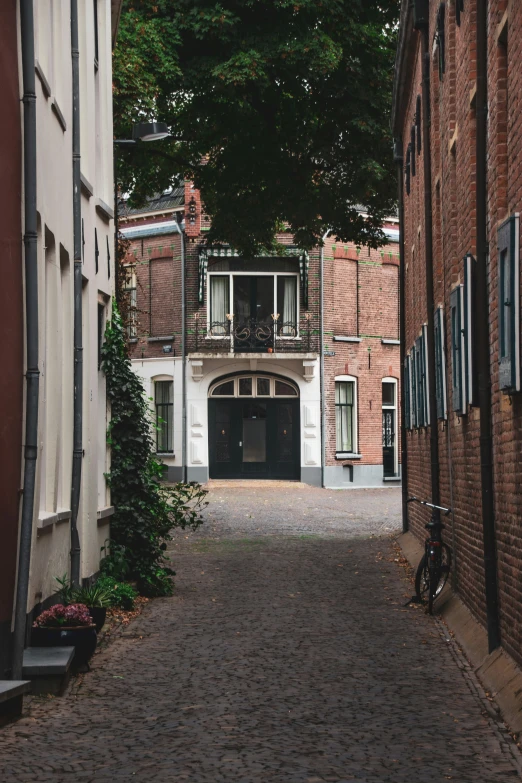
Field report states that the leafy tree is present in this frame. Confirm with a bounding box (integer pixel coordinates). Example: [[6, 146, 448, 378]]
[[114, 0, 399, 255], [101, 303, 207, 596]]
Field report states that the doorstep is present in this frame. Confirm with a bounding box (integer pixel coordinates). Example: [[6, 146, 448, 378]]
[[0, 681, 30, 725], [398, 530, 522, 735], [22, 646, 75, 695]]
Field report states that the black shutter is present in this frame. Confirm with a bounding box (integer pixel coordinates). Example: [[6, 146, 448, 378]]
[[94, 227, 99, 274], [434, 307, 447, 420], [404, 357, 411, 430], [416, 96, 422, 155], [405, 145, 411, 196], [450, 288, 463, 413], [411, 345, 418, 427], [463, 254, 475, 405], [436, 4, 446, 81], [411, 126, 416, 176], [456, 0, 464, 26], [416, 336, 424, 426], [498, 216, 519, 391]]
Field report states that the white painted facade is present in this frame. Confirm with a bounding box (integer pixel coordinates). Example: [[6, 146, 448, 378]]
[[131, 354, 321, 485], [26, 0, 115, 608]]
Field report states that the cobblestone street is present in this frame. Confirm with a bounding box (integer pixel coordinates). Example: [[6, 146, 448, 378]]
[[0, 486, 520, 782]]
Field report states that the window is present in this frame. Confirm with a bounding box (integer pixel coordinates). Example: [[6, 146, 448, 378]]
[[456, 0, 464, 26], [415, 95, 422, 155], [335, 379, 356, 454], [450, 286, 466, 414], [405, 144, 411, 196], [124, 267, 137, 338], [434, 307, 448, 420], [208, 272, 299, 338], [97, 302, 105, 369], [410, 126, 416, 177], [382, 378, 398, 478], [436, 3, 446, 81], [421, 324, 430, 426], [415, 336, 426, 427], [210, 275, 230, 333], [155, 381, 173, 453], [463, 253, 475, 405], [210, 375, 298, 398], [498, 215, 521, 392], [93, 0, 99, 69]]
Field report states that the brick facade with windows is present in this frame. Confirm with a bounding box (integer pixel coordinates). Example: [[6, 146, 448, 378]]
[[121, 184, 400, 488], [393, 0, 522, 666]]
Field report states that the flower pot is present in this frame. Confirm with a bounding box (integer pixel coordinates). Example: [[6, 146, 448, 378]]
[[88, 607, 107, 633], [31, 625, 97, 667]]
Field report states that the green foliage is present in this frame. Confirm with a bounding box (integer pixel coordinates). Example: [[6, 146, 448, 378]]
[[54, 574, 76, 606], [101, 303, 207, 596], [72, 583, 113, 608], [96, 576, 139, 611], [114, 0, 400, 255]]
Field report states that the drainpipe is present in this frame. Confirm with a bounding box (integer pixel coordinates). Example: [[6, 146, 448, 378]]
[[419, 29, 441, 519], [320, 229, 331, 488], [176, 213, 187, 483], [476, 0, 500, 652], [12, 0, 39, 680], [70, 0, 82, 586], [394, 138, 408, 533]]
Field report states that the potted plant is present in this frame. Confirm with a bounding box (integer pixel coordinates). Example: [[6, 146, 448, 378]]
[[72, 584, 112, 632], [32, 604, 97, 666]]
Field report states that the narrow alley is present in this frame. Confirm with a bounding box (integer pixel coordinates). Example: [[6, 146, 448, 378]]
[[0, 486, 519, 782]]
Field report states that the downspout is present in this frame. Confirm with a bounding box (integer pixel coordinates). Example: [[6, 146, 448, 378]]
[[12, 0, 39, 680], [419, 28, 441, 519], [320, 230, 331, 488], [394, 138, 408, 533], [178, 216, 187, 483], [70, 0, 82, 586], [476, 0, 500, 652]]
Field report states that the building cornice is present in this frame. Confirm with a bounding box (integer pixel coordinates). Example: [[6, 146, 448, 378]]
[[391, 0, 419, 137]]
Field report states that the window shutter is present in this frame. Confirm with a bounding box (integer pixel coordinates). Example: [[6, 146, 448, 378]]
[[415, 336, 425, 426], [411, 345, 418, 427], [498, 215, 520, 392], [410, 126, 416, 177], [450, 287, 465, 414], [464, 254, 475, 405], [434, 307, 447, 419], [405, 145, 411, 196], [422, 324, 430, 426], [415, 96, 422, 155], [404, 356, 411, 430]]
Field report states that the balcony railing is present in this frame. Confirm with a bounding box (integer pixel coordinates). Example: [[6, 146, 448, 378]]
[[192, 314, 317, 353]]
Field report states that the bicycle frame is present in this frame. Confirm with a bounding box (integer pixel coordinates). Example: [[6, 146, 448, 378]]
[[408, 497, 452, 612]]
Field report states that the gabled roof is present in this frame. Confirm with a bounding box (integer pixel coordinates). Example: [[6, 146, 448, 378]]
[[120, 187, 185, 219]]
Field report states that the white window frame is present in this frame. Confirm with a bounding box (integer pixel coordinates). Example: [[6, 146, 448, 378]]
[[334, 375, 359, 458], [382, 377, 399, 477], [153, 375, 174, 455], [207, 271, 301, 342], [209, 375, 299, 398]]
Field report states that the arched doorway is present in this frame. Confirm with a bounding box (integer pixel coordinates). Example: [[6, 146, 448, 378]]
[[208, 373, 300, 480]]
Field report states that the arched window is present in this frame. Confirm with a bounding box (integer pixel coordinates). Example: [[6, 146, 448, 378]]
[[209, 375, 298, 398]]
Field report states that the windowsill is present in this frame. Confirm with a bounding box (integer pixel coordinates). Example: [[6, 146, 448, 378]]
[[156, 453, 175, 457], [96, 199, 114, 223], [334, 336, 361, 343], [97, 506, 115, 526], [128, 338, 138, 343], [148, 336, 174, 342], [382, 339, 400, 345], [37, 509, 71, 530], [335, 453, 362, 460], [383, 476, 401, 482]]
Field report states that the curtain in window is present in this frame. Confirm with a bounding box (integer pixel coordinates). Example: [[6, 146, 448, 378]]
[[279, 276, 297, 336], [210, 276, 229, 335], [335, 382, 353, 452]]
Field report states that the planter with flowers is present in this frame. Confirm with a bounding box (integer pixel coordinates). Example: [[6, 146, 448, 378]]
[[32, 604, 97, 666]]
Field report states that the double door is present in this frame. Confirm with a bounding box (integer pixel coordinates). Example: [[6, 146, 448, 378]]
[[209, 398, 300, 480]]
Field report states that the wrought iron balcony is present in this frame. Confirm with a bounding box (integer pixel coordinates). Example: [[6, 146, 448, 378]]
[[191, 314, 317, 354]]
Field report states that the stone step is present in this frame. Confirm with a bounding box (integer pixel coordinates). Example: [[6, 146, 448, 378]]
[[0, 681, 31, 724], [22, 647, 75, 695]]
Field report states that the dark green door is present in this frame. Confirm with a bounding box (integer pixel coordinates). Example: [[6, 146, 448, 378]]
[[209, 398, 300, 479]]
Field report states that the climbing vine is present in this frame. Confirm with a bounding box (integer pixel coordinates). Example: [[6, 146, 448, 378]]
[[101, 303, 207, 596]]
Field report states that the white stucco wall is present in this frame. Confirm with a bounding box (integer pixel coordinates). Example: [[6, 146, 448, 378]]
[[26, 0, 115, 608]]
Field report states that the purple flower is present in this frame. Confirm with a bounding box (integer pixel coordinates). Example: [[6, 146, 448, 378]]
[[33, 603, 93, 628]]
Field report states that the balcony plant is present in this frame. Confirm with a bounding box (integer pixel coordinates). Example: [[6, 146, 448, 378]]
[[32, 604, 97, 666]]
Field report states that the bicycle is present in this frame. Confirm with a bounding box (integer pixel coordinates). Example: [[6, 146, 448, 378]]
[[407, 497, 452, 614]]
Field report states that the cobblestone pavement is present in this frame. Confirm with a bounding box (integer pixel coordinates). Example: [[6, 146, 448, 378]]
[[0, 485, 520, 782]]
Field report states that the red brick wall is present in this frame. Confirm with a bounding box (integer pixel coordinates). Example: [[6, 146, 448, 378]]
[[397, 0, 522, 666]]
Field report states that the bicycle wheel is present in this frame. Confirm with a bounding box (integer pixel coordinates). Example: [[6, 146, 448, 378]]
[[415, 544, 452, 608]]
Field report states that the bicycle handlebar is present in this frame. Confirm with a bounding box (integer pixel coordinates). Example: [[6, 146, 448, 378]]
[[407, 496, 451, 516]]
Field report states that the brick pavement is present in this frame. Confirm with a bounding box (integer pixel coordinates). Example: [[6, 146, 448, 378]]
[[0, 486, 520, 782]]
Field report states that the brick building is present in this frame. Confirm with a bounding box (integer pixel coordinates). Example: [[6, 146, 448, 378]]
[[121, 183, 401, 488], [392, 0, 522, 664]]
